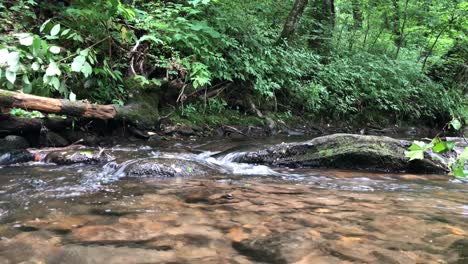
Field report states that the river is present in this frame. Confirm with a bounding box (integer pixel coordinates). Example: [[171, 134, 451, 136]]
[[0, 136, 467, 263]]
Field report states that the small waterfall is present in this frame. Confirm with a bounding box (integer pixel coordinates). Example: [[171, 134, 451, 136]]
[[203, 151, 281, 176]]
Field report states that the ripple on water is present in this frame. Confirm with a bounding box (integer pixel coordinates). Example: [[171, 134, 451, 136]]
[[0, 140, 466, 263]]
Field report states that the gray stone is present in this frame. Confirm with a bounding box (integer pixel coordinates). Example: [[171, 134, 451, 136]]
[[0, 135, 29, 150], [236, 133, 447, 173], [45, 149, 112, 165], [40, 131, 69, 147], [124, 158, 215, 178]]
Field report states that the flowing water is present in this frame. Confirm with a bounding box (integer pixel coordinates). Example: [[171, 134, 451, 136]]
[[0, 137, 467, 264]]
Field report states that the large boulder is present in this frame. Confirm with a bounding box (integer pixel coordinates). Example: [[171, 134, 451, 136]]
[[236, 134, 447, 173], [124, 158, 215, 178]]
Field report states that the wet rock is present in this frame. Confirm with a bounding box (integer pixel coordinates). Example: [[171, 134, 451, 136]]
[[64, 131, 100, 146], [23, 213, 97, 233], [0, 233, 61, 264], [124, 158, 215, 178], [70, 223, 163, 243], [147, 134, 162, 142], [0, 135, 29, 150], [163, 124, 195, 136], [0, 149, 34, 166], [40, 131, 69, 147], [45, 149, 112, 165], [46, 245, 177, 264], [237, 133, 448, 173], [232, 230, 325, 264], [449, 239, 468, 264]]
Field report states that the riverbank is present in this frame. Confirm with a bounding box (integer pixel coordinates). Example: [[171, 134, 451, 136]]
[[0, 108, 456, 151]]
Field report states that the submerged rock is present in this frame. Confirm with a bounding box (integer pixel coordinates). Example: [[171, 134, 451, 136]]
[[232, 230, 323, 264], [124, 158, 214, 178], [236, 134, 447, 173]]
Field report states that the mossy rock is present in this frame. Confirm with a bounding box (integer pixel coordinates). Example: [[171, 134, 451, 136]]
[[124, 158, 215, 178], [236, 134, 448, 174], [116, 89, 159, 130]]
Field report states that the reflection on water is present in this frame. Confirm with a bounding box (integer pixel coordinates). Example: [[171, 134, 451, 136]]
[[0, 137, 467, 263]]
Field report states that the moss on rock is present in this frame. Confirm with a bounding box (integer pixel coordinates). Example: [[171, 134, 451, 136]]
[[124, 158, 216, 178], [237, 134, 448, 174], [116, 89, 160, 129]]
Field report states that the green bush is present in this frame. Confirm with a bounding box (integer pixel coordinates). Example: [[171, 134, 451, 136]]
[[293, 53, 460, 124]]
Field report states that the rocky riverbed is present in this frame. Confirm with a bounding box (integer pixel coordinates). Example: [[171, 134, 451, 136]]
[[0, 136, 466, 263]]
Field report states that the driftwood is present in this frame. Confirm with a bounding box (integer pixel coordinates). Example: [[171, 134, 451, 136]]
[[0, 89, 160, 129]]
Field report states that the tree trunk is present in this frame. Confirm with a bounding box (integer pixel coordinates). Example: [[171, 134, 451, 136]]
[[309, 0, 335, 54], [394, 0, 410, 59], [278, 0, 309, 41], [351, 0, 362, 29], [392, 0, 402, 50], [0, 89, 160, 129], [421, 11, 457, 70]]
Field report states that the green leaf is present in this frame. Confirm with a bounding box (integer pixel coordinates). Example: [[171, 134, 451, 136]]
[[16, 33, 34, 46], [50, 77, 60, 89], [5, 70, 16, 84], [40, 19, 51, 32], [32, 37, 42, 56], [81, 62, 92, 77], [61, 29, 70, 36], [450, 119, 462, 130], [460, 147, 468, 160], [408, 141, 429, 151], [432, 141, 455, 153], [22, 75, 32, 93], [452, 160, 467, 178], [0, 49, 9, 64], [69, 91, 76, 102], [31, 62, 40, 71], [49, 46, 61, 54], [405, 150, 424, 161], [45, 61, 61, 76], [138, 35, 164, 45], [22, 74, 30, 85], [6, 51, 20, 69], [79, 49, 89, 57], [50, 24, 61, 37], [432, 142, 446, 153], [71, 55, 86, 72]]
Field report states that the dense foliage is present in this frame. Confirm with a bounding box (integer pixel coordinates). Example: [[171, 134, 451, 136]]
[[0, 0, 466, 126]]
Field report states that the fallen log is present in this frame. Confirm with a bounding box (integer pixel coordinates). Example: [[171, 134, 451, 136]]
[[0, 89, 160, 129], [0, 89, 117, 119]]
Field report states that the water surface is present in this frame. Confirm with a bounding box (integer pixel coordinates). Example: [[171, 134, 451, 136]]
[[0, 137, 466, 263]]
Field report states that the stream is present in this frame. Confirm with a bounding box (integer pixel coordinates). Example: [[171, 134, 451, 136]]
[[0, 136, 467, 263]]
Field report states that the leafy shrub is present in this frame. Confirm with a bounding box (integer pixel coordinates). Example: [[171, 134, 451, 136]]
[[294, 52, 460, 124], [0, 0, 132, 103]]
